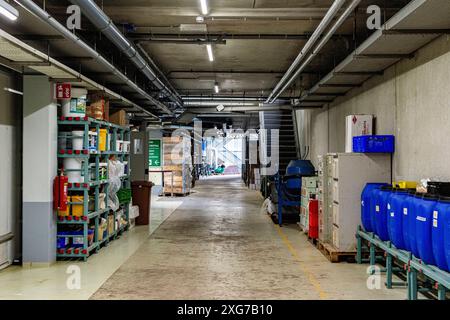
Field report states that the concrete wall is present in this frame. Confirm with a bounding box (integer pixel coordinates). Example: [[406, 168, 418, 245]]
[[0, 68, 21, 269], [301, 35, 450, 181]]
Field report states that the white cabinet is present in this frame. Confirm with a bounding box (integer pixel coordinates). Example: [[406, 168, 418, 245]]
[[320, 153, 391, 252]]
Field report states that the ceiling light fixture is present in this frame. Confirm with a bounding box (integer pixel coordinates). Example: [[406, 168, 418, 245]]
[[200, 0, 208, 15], [0, 0, 18, 21], [214, 82, 220, 94], [196, 16, 204, 23], [206, 44, 214, 62]]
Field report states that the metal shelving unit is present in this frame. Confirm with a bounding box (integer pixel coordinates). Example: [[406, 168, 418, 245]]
[[56, 116, 131, 261]]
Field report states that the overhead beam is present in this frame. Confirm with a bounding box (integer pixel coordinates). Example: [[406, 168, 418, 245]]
[[354, 54, 414, 59], [129, 33, 352, 41], [382, 29, 450, 35], [307, 92, 346, 96], [319, 83, 362, 88], [333, 71, 384, 76]]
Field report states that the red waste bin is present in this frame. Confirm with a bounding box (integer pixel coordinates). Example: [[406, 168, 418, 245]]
[[308, 200, 319, 239], [131, 181, 154, 225]]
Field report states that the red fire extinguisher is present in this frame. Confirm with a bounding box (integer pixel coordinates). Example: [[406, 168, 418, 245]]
[[53, 170, 68, 212]]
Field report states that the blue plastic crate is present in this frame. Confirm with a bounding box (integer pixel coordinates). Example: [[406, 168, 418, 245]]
[[353, 135, 395, 153]]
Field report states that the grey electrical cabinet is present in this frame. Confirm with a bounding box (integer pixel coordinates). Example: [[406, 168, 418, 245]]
[[322, 153, 391, 252]]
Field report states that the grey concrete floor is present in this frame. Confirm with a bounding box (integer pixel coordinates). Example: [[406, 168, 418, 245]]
[[91, 175, 407, 300]]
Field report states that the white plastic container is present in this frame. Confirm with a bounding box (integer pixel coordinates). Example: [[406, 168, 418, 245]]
[[123, 141, 130, 153], [116, 140, 123, 152], [88, 131, 98, 152], [64, 158, 85, 183], [345, 115, 373, 153], [72, 131, 85, 151]]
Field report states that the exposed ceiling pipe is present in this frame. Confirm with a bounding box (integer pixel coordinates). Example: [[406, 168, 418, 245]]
[[69, 0, 183, 108], [265, 0, 347, 103], [135, 42, 179, 101], [14, 0, 173, 116], [270, 0, 362, 102]]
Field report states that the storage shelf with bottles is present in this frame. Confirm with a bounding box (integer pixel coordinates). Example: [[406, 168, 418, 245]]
[[56, 116, 131, 261]]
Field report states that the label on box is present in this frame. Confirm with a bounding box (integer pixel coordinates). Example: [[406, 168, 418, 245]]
[[375, 205, 380, 212], [387, 203, 391, 210], [390, 212, 395, 217], [403, 208, 408, 215], [433, 219, 438, 228], [73, 236, 84, 245], [433, 211, 438, 219]]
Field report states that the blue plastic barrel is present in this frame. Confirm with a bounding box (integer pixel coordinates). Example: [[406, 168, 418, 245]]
[[408, 193, 424, 258], [432, 197, 450, 271], [415, 194, 438, 264], [373, 186, 393, 241], [445, 204, 450, 271], [387, 189, 410, 249], [361, 183, 388, 232], [401, 192, 416, 252]]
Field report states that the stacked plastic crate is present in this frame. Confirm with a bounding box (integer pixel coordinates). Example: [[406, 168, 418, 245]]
[[163, 136, 192, 195]]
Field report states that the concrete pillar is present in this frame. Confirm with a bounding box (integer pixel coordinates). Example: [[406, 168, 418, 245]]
[[22, 75, 58, 266]]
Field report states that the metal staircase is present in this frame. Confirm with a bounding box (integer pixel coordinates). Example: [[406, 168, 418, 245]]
[[259, 111, 299, 175]]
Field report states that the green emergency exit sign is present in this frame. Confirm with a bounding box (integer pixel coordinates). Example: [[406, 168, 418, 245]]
[[149, 139, 161, 167]]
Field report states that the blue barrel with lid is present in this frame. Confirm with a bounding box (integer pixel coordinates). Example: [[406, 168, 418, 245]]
[[387, 189, 410, 249], [409, 193, 425, 258], [432, 197, 450, 271], [373, 186, 393, 241], [401, 191, 416, 252], [445, 204, 450, 271], [361, 183, 388, 232], [415, 194, 438, 264]]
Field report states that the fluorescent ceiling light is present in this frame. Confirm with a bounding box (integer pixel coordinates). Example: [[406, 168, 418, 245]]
[[0, 0, 19, 21], [214, 82, 219, 94], [206, 44, 214, 62], [196, 16, 204, 23], [200, 0, 208, 15]]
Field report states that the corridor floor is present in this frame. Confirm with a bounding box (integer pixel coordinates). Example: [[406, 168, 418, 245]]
[[91, 175, 407, 300]]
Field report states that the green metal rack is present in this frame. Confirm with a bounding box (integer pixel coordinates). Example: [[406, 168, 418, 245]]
[[56, 116, 131, 261], [356, 226, 449, 300]]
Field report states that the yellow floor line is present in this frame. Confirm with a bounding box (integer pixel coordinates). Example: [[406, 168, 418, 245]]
[[271, 218, 328, 300]]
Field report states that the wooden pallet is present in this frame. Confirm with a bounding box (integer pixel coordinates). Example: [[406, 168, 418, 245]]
[[317, 241, 356, 263], [308, 237, 318, 247], [163, 192, 190, 197]]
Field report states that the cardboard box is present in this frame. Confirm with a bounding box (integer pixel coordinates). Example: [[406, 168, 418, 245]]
[[87, 92, 110, 121], [109, 110, 127, 126]]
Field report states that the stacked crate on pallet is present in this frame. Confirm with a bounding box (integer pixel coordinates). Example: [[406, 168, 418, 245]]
[[163, 136, 192, 195], [300, 176, 318, 233]]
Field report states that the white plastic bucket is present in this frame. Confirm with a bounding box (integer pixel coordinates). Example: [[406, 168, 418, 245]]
[[72, 131, 84, 151], [64, 158, 84, 183]]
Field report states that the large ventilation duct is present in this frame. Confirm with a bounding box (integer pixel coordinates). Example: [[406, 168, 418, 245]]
[[270, 0, 362, 102], [15, 0, 173, 115], [265, 0, 347, 103], [69, 0, 183, 108]]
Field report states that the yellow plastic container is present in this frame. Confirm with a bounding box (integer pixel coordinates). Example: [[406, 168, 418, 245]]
[[57, 203, 70, 217], [98, 129, 108, 151], [394, 181, 418, 189], [71, 196, 85, 217]]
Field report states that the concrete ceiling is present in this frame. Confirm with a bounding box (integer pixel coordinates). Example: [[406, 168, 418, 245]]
[[0, 0, 412, 125]]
